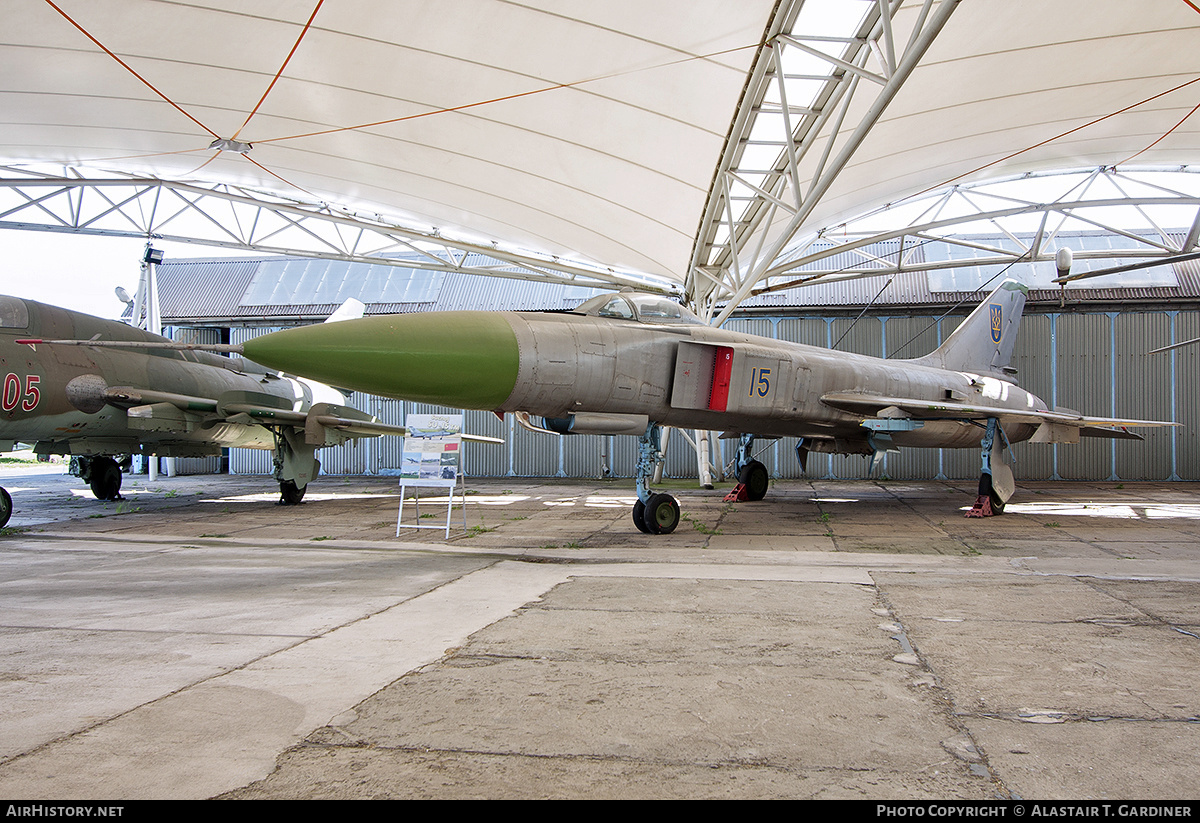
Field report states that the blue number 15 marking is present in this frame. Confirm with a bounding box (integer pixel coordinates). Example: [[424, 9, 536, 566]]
[[749, 367, 771, 398]]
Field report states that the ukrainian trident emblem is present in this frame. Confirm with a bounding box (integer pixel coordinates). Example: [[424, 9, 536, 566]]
[[989, 304, 1003, 344]]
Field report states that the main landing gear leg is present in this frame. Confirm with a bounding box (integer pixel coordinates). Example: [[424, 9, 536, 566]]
[[632, 423, 679, 534], [724, 433, 769, 502], [967, 418, 1014, 518]]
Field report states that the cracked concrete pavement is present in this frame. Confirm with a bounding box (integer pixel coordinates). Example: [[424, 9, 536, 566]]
[[0, 467, 1197, 798]]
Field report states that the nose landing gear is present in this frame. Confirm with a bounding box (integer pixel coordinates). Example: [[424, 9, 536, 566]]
[[631, 423, 680, 534]]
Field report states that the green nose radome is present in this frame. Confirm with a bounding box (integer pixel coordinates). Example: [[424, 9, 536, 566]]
[[242, 311, 520, 410]]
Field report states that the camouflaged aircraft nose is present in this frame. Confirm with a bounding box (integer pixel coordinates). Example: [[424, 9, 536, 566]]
[[241, 312, 521, 410]]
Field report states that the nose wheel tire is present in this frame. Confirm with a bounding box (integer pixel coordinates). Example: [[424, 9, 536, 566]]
[[632, 498, 652, 533], [636, 492, 680, 535], [0, 487, 11, 528], [738, 460, 769, 501]]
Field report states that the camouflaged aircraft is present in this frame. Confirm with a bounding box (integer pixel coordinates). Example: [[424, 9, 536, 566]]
[[21, 281, 1175, 535], [0, 294, 413, 528]]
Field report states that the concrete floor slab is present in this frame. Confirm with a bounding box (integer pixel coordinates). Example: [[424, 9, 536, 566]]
[[0, 469, 1197, 799]]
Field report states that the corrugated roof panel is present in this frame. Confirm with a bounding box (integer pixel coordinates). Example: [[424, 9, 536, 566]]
[[432, 272, 607, 312], [242, 259, 446, 306], [737, 271, 936, 310], [156, 261, 258, 320], [926, 232, 1179, 292], [157, 231, 1200, 327]]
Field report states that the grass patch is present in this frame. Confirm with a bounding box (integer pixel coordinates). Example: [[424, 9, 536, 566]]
[[682, 513, 721, 535], [0, 455, 43, 466]]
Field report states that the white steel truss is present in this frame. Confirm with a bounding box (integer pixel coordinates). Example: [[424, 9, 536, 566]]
[[688, 0, 962, 323], [742, 167, 1200, 297], [0, 165, 675, 295]]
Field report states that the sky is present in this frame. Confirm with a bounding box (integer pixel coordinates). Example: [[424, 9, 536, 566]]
[[0, 230, 249, 319]]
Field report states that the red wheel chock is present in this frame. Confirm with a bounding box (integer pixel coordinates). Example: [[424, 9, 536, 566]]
[[965, 495, 996, 517], [723, 484, 749, 502]]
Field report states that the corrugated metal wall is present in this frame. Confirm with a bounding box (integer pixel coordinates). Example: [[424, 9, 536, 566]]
[[223, 309, 1198, 483]]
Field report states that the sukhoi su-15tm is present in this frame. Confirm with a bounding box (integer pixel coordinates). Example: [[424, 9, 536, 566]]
[[22, 280, 1176, 534]]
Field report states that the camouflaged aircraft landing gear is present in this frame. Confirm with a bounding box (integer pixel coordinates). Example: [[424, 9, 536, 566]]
[[278, 479, 306, 505], [71, 455, 127, 501], [273, 428, 319, 506], [967, 417, 1015, 517], [724, 433, 768, 502], [632, 422, 679, 534]]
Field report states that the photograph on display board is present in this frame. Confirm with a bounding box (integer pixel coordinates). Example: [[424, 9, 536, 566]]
[[400, 414, 463, 482]]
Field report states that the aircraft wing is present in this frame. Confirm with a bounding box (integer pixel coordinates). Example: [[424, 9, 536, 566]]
[[312, 414, 503, 444], [819, 392, 1178, 442], [106, 388, 504, 445]]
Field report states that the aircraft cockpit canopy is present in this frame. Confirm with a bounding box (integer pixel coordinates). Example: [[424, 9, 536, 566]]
[[577, 293, 702, 325], [0, 297, 29, 329]]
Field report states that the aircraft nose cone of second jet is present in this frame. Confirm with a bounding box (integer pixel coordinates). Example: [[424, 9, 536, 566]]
[[241, 312, 520, 410]]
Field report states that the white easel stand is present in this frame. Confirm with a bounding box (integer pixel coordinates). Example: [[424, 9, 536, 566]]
[[396, 475, 467, 539]]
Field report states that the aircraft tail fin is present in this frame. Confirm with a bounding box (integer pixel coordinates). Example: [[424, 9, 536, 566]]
[[324, 298, 366, 324], [914, 280, 1027, 377]]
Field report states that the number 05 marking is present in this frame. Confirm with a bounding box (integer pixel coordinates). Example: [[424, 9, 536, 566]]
[[2, 373, 40, 412]]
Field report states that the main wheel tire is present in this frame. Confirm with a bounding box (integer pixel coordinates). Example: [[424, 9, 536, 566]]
[[632, 498, 651, 534], [738, 460, 769, 501], [643, 493, 680, 535], [279, 480, 306, 505], [89, 456, 123, 501], [0, 487, 12, 528], [978, 473, 1006, 515]]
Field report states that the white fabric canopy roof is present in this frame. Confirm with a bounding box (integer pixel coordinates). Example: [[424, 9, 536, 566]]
[[3, 1, 1199, 290], [4, 0, 774, 281], [798, 0, 1200, 235]]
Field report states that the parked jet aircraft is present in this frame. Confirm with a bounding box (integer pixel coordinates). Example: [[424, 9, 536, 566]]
[[0, 295, 414, 528], [22, 282, 1174, 534]]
